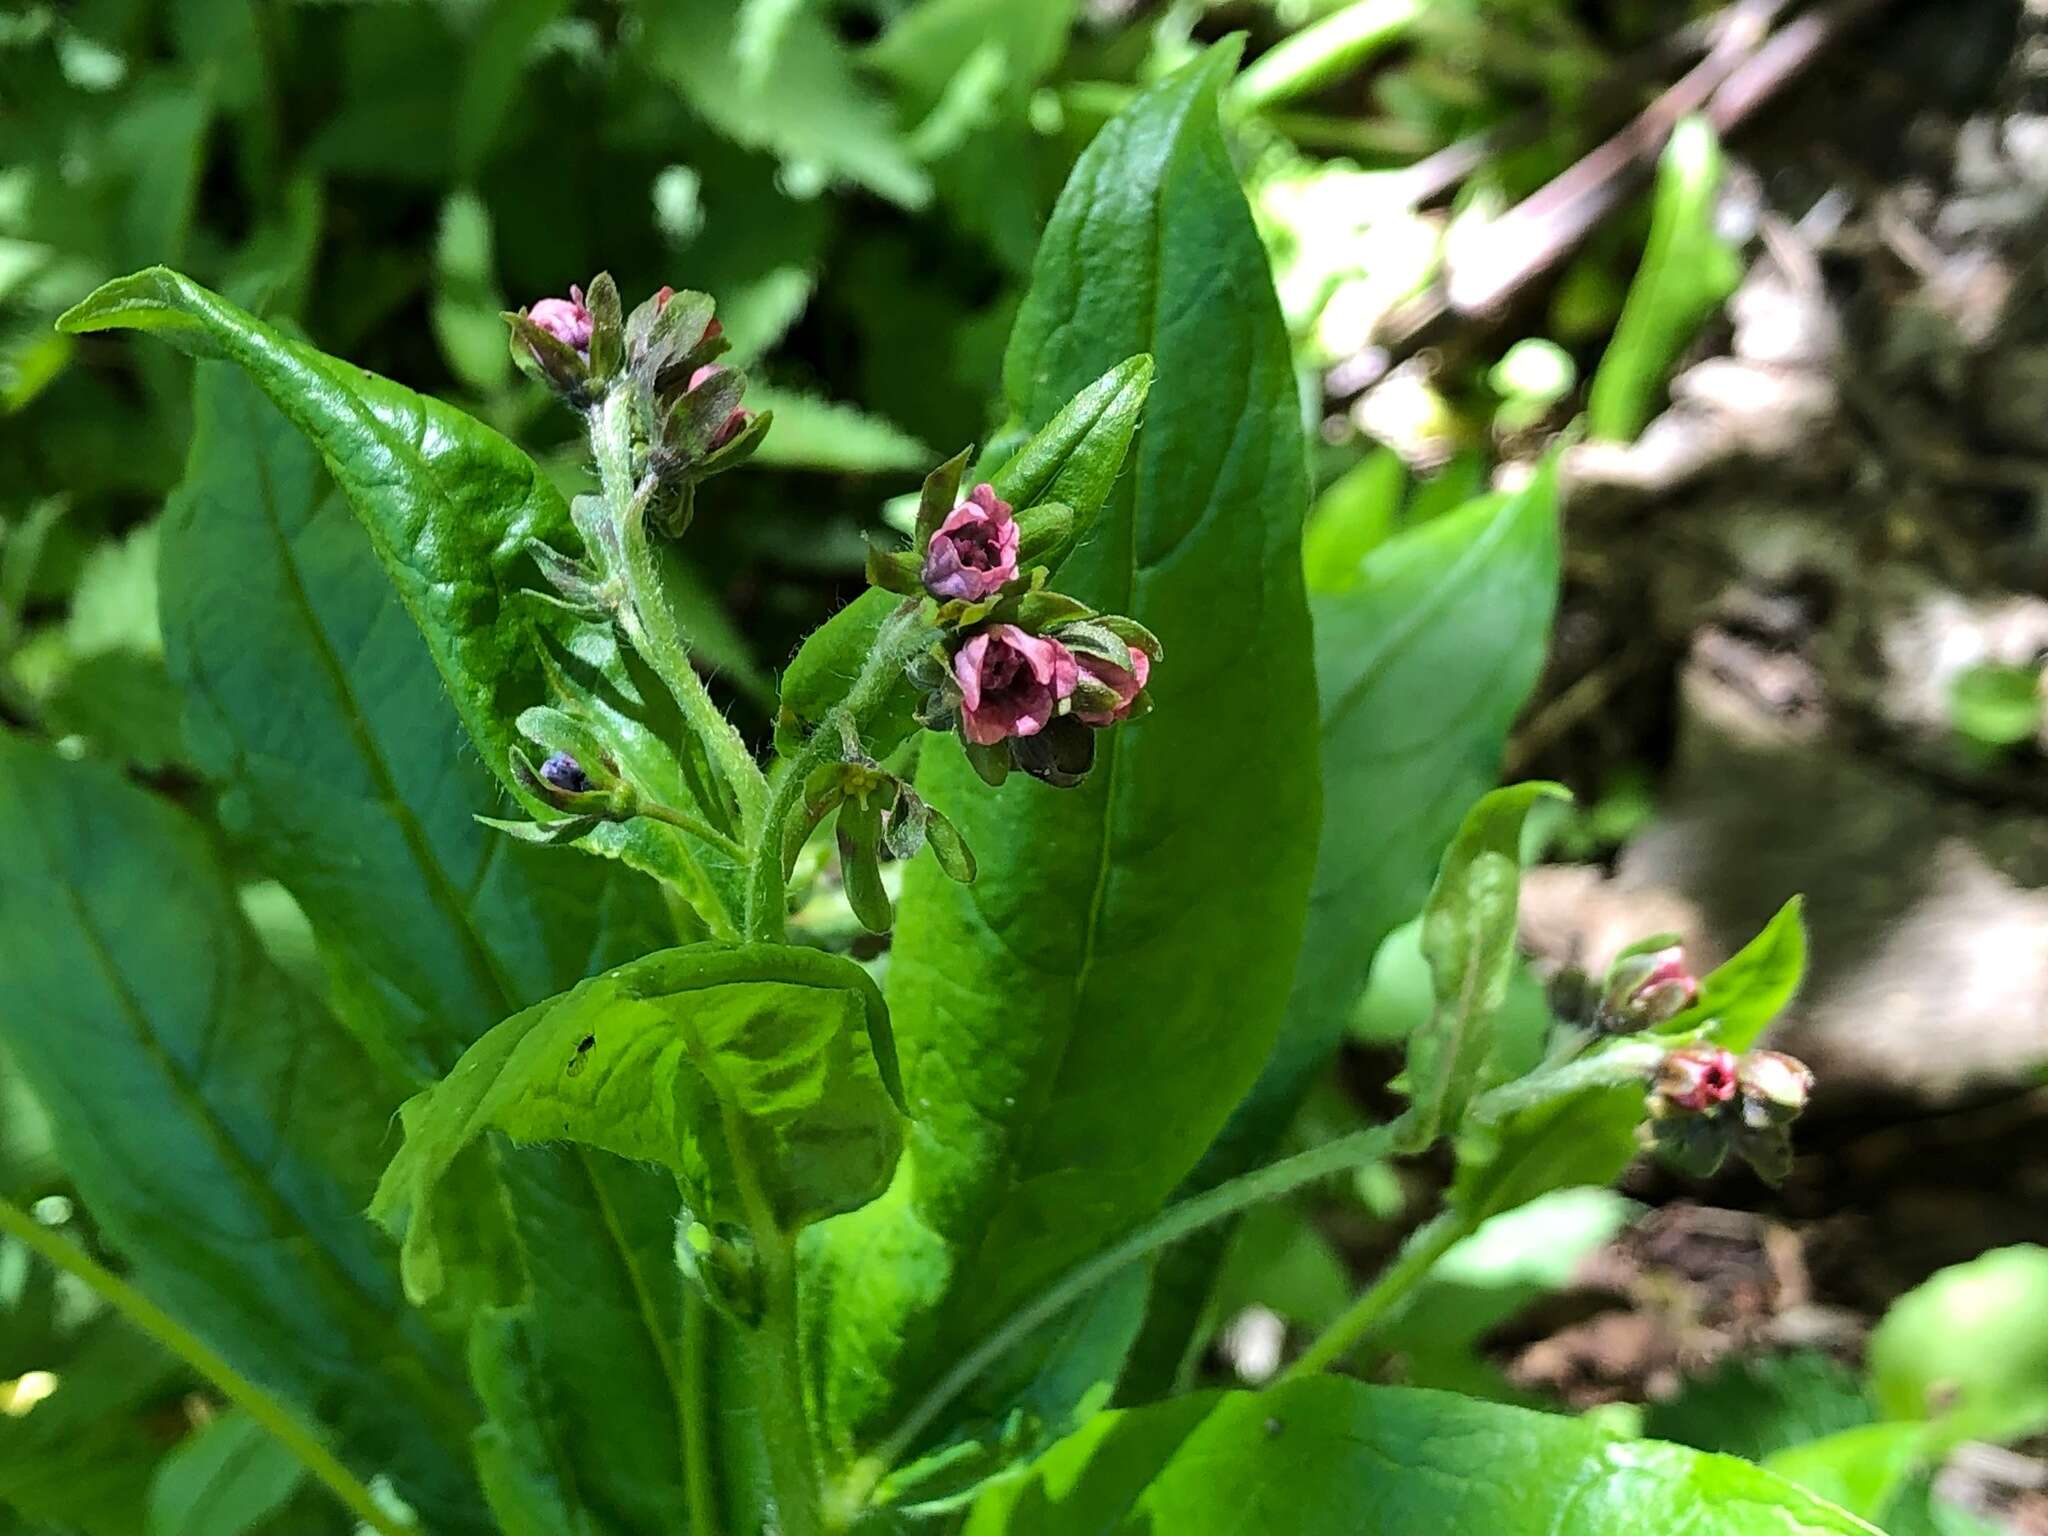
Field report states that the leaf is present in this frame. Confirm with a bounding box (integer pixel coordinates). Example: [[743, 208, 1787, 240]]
[[1401, 781, 1570, 1146], [1948, 661, 2043, 749], [454, 0, 569, 177], [1586, 116, 1743, 442], [747, 387, 932, 473], [1657, 895, 1806, 1048], [961, 1378, 1881, 1535], [1126, 468, 1558, 1391], [776, 588, 923, 760], [0, 735, 487, 1533], [158, 365, 696, 1531], [58, 267, 569, 802], [644, 0, 931, 208], [809, 42, 1322, 1459], [162, 364, 667, 1077], [1644, 1353, 1877, 1463], [1868, 1245, 2048, 1447], [1765, 1425, 1931, 1523], [373, 941, 903, 1282], [147, 1411, 305, 1536], [1299, 447, 1406, 590]]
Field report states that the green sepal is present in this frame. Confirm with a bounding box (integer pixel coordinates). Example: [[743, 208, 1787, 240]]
[[1092, 613, 1163, 661], [1005, 587, 1094, 631], [582, 271, 625, 382], [923, 803, 977, 883], [669, 366, 748, 459], [1013, 501, 1075, 568], [504, 310, 590, 397], [1047, 619, 1133, 672], [913, 446, 976, 551], [837, 796, 894, 934], [1010, 715, 1095, 789], [962, 734, 1011, 787], [524, 537, 608, 609], [696, 407, 772, 476], [866, 540, 926, 596], [475, 813, 605, 847], [643, 289, 718, 382]]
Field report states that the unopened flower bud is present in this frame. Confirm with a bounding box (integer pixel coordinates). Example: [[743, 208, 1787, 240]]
[[923, 484, 1020, 603], [528, 287, 594, 354], [954, 624, 1078, 746], [1074, 646, 1151, 727], [539, 752, 593, 795], [654, 285, 676, 310], [1654, 1046, 1739, 1113], [1738, 1049, 1812, 1122], [1602, 944, 1700, 1030], [687, 363, 751, 453]]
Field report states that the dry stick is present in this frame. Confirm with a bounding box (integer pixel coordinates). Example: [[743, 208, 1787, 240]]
[[1371, 0, 1900, 367]]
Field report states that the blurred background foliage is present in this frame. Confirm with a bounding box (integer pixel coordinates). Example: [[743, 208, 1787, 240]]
[[5, 0, 2047, 1532]]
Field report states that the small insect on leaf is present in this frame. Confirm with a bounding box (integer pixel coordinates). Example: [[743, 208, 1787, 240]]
[[567, 1033, 598, 1077]]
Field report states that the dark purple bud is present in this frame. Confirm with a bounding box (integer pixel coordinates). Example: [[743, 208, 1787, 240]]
[[953, 624, 1079, 746], [539, 752, 593, 795], [529, 286, 593, 354], [923, 484, 1020, 602], [1074, 646, 1151, 727], [1654, 1046, 1739, 1113]]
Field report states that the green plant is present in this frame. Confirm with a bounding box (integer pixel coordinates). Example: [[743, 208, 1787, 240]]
[[1, 45, 1864, 1536]]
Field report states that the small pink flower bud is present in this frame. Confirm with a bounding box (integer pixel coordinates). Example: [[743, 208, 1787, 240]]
[[687, 363, 751, 453], [1738, 1050, 1813, 1115], [654, 285, 676, 310], [1075, 646, 1151, 726], [953, 624, 1079, 746], [1655, 1046, 1739, 1112], [1603, 944, 1700, 1029], [923, 485, 1020, 603], [528, 286, 593, 354]]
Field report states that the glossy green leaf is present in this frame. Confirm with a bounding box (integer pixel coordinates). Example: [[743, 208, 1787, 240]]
[[58, 267, 568, 801], [374, 941, 903, 1278], [984, 354, 1153, 527], [0, 735, 486, 1533], [1644, 1353, 1876, 1463], [748, 387, 933, 473], [1129, 464, 1559, 1391], [963, 1378, 1880, 1535], [1300, 447, 1406, 590], [1868, 1245, 2048, 1446], [810, 42, 1321, 1458], [1402, 780, 1571, 1147], [147, 1411, 306, 1536], [158, 364, 696, 1531], [1586, 116, 1743, 442]]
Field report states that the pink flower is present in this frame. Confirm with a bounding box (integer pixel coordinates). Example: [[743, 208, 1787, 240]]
[[528, 286, 593, 353], [1604, 944, 1700, 1028], [954, 625, 1078, 746], [923, 484, 1020, 602], [1656, 1046, 1739, 1113], [1075, 646, 1151, 726]]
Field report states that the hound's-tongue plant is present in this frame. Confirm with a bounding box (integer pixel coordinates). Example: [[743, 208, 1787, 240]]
[[17, 42, 1856, 1536]]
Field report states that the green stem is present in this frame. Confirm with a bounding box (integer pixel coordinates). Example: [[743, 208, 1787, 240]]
[[681, 1288, 720, 1536], [1282, 1207, 1471, 1380], [636, 798, 748, 860], [0, 1196, 415, 1536], [1467, 1040, 1664, 1126], [743, 602, 929, 943], [590, 389, 768, 843], [1231, 0, 1428, 113], [838, 1120, 1411, 1517], [755, 1233, 826, 1536]]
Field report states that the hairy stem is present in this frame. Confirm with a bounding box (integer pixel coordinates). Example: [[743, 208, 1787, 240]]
[[591, 388, 767, 842], [682, 1288, 720, 1536], [838, 1118, 1412, 1516], [0, 1196, 415, 1536], [755, 1233, 826, 1536]]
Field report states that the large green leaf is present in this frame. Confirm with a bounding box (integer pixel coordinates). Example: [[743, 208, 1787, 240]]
[[157, 364, 697, 1533], [374, 941, 903, 1282], [962, 1379, 1881, 1535], [147, 1411, 307, 1536], [1127, 479, 1558, 1387], [809, 42, 1322, 1457], [58, 267, 566, 802], [0, 735, 485, 1532]]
